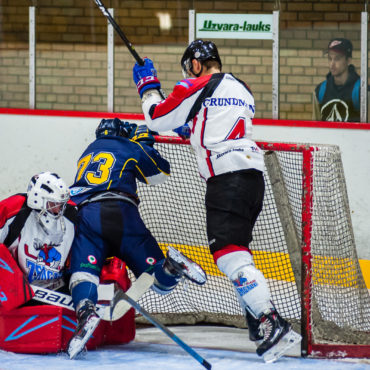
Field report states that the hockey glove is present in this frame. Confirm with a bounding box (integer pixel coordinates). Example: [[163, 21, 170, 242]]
[[130, 125, 157, 147], [121, 121, 138, 137], [133, 58, 161, 98], [173, 123, 190, 139]]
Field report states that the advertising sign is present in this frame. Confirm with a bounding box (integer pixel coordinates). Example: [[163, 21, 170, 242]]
[[196, 13, 273, 40]]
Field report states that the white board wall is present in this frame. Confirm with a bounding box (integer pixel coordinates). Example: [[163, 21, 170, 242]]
[[1, 113, 369, 259]]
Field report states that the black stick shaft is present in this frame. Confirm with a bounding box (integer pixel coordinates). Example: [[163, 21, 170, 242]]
[[93, 0, 144, 65]]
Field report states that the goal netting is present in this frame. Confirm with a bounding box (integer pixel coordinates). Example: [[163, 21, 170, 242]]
[[132, 137, 370, 357]]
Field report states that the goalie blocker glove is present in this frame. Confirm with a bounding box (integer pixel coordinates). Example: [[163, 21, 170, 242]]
[[133, 58, 161, 98]]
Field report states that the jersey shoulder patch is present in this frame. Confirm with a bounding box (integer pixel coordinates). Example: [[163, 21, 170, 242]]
[[0, 194, 27, 229], [175, 78, 195, 89]]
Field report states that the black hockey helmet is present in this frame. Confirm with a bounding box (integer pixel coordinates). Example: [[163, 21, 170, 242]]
[[95, 118, 134, 139], [181, 39, 222, 78]]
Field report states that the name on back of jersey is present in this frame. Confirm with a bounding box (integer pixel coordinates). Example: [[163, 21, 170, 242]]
[[203, 97, 255, 114]]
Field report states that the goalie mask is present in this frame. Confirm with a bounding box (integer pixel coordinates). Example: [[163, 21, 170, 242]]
[[181, 39, 222, 78], [95, 118, 134, 139], [27, 172, 70, 226]]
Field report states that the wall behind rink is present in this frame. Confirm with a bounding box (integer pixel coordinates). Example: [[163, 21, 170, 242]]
[[1, 1, 368, 120], [1, 111, 369, 264]]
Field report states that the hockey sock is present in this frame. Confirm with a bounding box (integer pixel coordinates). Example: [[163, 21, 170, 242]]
[[213, 244, 252, 264], [152, 259, 179, 295], [215, 248, 273, 318], [71, 281, 98, 308]]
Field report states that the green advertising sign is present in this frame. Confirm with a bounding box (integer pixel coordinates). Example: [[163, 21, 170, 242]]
[[196, 13, 273, 40]]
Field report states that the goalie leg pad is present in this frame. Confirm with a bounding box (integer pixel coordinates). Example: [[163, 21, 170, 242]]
[[216, 250, 273, 318], [0, 244, 34, 312]]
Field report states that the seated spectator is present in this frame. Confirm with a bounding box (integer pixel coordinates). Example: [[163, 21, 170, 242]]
[[313, 38, 369, 122]]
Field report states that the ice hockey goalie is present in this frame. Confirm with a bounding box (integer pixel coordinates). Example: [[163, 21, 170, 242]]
[[0, 173, 135, 354]]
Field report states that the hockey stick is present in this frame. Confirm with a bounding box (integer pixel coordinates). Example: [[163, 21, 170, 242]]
[[104, 272, 154, 321], [117, 290, 212, 370], [30, 272, 154, 321], [92, 0, 144, 65], [31, 284, 75, 311], [92, 0, 167, 100]]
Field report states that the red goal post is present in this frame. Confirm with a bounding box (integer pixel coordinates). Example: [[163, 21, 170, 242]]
[[134, 135, 370, 359]]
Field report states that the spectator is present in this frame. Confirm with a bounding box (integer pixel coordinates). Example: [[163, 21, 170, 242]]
[[313, 38, 368, 122]]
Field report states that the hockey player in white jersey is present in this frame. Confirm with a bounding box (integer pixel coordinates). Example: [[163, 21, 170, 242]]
[[132, 39, 301, 363]]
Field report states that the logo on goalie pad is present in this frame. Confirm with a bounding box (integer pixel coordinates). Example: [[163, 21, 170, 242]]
[[0, 258, 14, 274], [0, 287, 8, 303], [232, 274, 258, 296]]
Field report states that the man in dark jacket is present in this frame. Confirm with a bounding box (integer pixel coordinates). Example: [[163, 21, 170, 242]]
[[313, 38, 368, 122]]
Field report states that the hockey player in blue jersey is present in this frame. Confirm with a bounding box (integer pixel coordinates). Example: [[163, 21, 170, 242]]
[[67, 118, 206, 359]]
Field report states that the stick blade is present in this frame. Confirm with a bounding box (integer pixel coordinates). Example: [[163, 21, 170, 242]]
[[102, 272, 154, 321]]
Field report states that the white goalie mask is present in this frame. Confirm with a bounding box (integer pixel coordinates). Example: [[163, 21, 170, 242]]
[[27, 172, 70, 230]]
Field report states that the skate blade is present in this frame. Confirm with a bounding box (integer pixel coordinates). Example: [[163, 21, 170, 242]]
[[167, 246, 207, 285], [263, 329, 302, 363], [68, 316, 101, 360]]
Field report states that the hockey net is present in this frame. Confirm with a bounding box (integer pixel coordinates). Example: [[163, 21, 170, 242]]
[[133, 136, 370, 358]]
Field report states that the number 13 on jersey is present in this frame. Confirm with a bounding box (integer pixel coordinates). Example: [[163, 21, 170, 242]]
[[76, 152, 116, 185]]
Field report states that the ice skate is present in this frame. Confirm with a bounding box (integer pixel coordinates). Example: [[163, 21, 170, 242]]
[[245, 309, 263, 345], [67, 299, 101, 359], [256, 309, 301, 363], [164, 245, 207, 285]]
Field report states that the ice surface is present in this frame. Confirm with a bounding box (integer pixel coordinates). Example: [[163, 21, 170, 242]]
[[0, 326, 369, 370]]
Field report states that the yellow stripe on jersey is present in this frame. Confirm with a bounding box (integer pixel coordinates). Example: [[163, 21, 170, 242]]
[[119, 158, 138, 178]]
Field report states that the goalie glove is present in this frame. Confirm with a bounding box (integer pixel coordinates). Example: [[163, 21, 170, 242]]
[[133, 58, 161, 98], [130, 125, 157, 147]]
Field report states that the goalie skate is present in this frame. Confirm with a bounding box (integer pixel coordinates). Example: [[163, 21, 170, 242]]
[[67, 300, 101, 360], [166, 245, 207, 285]]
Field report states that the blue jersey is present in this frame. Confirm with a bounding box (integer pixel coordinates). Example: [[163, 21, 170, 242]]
[[70, 136, 170, 204]]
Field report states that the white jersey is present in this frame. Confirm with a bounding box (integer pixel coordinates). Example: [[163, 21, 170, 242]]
[[0, 194, 76, 283], [142, 72, 264, 180]]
